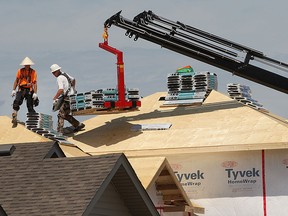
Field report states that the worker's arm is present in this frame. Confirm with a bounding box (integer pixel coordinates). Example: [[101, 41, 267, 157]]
[[53, 89, 64, 100], [33, 71, 37, 93], [33, 82, 37, 94], [12, 78, 19, 90], [71, 78, 77, 93], [71, 78, 76, 88]]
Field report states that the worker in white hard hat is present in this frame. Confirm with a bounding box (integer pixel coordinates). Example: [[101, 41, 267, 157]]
[[11, 57, 38, 128], [50, 64, 85, 134]]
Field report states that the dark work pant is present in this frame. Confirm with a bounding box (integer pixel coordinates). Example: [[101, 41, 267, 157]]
[[13, 88, 35, 113], [57, 100, 79, 133]]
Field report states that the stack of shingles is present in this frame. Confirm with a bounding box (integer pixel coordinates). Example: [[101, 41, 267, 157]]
[[70, 88, 141, 112], [25, 112, 67, 142], [194, 71, 218, 91], [227, 83, 264, 110], [102, 88, 118, 102], [69, 91, 102, 112], [91, 89, 105, 109], [127, 88, 141, 101], [164, 66, 218, 105]]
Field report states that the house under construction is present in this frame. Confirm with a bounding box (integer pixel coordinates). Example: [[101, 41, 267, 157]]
[[1, 10, 288, 216]]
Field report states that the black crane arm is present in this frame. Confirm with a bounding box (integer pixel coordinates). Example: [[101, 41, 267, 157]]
[[104, 10, 288, 94]]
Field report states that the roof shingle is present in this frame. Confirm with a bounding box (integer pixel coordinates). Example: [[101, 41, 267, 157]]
[[0, 142, 122, 215]]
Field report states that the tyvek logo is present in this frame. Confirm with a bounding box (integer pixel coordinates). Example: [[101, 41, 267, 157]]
[[225, 168, 260, 184], [174, 170, 203, 187], [225, 168, 260, 180], [174, 170, 204, 182]]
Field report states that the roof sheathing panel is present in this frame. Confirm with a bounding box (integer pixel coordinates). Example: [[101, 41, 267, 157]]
[[69, 91, 288, 156], [0, 116, 49, 144], [128, 157, 166, 189]]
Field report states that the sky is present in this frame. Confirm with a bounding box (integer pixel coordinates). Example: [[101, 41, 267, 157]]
[[1, 0, 288, 127]]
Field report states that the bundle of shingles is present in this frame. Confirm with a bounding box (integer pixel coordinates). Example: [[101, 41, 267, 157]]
[[69, 88, 140, 112], [227, 83, 265, 110], [25, 112, 68, 142], [164, 65, 218, 106]]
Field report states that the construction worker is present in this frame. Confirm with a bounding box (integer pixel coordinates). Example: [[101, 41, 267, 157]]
[[11, 57, 38, 128], [50, 64, 85, 134]]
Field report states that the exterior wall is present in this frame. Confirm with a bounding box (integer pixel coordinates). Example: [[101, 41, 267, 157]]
[[167, 149, 288, 216], [89, 183, 132, 216]]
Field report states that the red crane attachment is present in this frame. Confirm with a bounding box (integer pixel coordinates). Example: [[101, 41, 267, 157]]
[[99, 27, 141, 110]]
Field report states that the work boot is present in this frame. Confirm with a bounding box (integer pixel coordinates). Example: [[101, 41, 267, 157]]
[[12, 112, 18, 128], [74, 123, 85, 132]]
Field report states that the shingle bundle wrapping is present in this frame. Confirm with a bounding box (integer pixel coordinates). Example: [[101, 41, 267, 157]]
[[69, 88, 140, 112], [164, 66, 218, 105], [227, 83, 264, 110], [25, 112, 67, 142]]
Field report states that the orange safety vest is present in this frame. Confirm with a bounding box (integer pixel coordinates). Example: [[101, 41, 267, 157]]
[[16, 68, 37, 91]]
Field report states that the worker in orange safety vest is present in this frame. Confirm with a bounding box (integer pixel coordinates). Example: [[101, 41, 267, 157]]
[[11, 57, 38, 128]]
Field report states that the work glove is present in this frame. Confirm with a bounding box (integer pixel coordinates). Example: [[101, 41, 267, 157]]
[[52, 99, 59, 112], [53, 99, 58, 106], [72, 86, 77, 94], [34, 98, 39, 107], [11, 90, 16, 97], [32, 93, 38, 100]]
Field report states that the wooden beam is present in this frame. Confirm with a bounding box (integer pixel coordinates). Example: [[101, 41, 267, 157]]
[[156, 184, 178, 190], [163, 194, 184, 201], [159, 189, 180, 195], [193, 206, 205, 214], [157, 175, 174, 184], [163, 200, 187, 206], [160, 205, 205, 214], [162, 205, 193, 212]]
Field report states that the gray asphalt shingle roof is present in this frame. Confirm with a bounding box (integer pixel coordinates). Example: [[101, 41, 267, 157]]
[[0, 142, 149, 216]]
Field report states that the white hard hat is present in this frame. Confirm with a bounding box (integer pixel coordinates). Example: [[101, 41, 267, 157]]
[[20, 57, 34, 66], [50, 64, 61, 73]]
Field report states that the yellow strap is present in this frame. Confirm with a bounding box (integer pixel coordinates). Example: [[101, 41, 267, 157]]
[[102, 27, 108, 40]]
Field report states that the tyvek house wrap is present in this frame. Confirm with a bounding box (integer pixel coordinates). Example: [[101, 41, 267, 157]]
[[168, 149, 288, 216]]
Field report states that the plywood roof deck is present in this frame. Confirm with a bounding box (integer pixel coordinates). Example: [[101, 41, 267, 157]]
[[69, 90, 288, 157], [0, 116, 49, 144], [0, 116, 89, 157]]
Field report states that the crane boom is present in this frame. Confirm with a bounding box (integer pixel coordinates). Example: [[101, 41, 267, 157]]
[[104, 10, 288, 94]]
